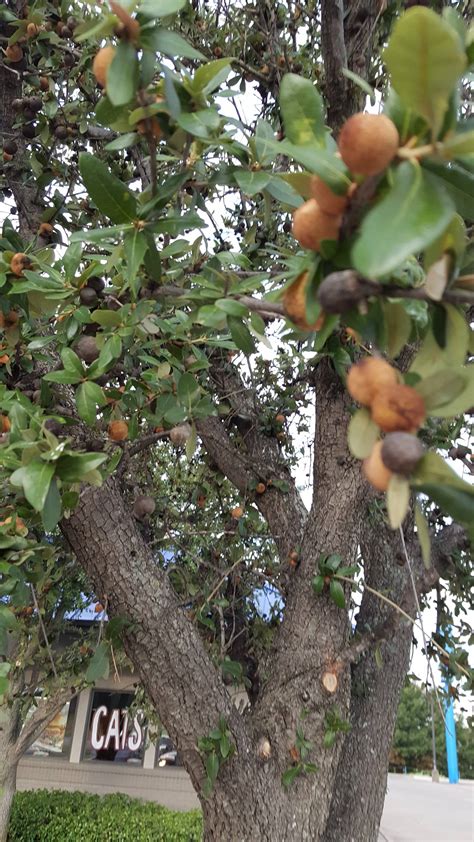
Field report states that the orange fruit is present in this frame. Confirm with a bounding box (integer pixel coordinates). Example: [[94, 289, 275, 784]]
[[338, 113, 399, 176], [347, 358, 398, 407], [108, 419, 129, 441], [292, 198, 341, 251], [92, 45, 116, 88], [371, 384, 426, 433], [362, 441, 393, 492], [309, 176, 348, 216]]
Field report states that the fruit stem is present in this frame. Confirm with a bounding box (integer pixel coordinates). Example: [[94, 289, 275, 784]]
[[397, 142, 439, 161]]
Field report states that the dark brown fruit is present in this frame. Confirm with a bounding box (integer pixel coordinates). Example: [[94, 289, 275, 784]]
[[22, 123, 36, 139], [6, 44, 23, 62], [79, 286, 98, 307], [54, 125, 68, 140], [74, 335, 99, 364], [380, 433, 424, 475], [318, 270, 370, 314], [133, 495, 156, 520], [3, 139, 18, 156], [86, 276, 105, 293]]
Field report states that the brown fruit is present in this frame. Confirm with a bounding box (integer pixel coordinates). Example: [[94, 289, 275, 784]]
[[137, 116, 163, 140], [0, 310, 19, 328], [133, 494, 156, 520], [275, 414, 285, 424], [169, 423, 192, 446], [54, 125, 68, 140], [108, 420, 129, 441], [292, 198, 341, 251], [3, 152, 13, 162], [347, 357, 398, 407], [231, 506, 244, 519], [10, 253, 31, 277], [318, 270, 369, 314], [371, 384, 425, 433], [94, 602, 105, 613], [79, 286, 98, 307], [26, 22, 39, 37], [38, 221, 53, 237], [283, 271, 321, 331], [39, 76, 49, 91], [309, 176, 348, 216], [3, 139, 18, 156], [0, 515, 26, 533], [338, 113, 399, 176], [362, 440, 393, 492], [92, 45, 116, 87], [86, 276, 105, 293], [256, 482, 266, 494], [0, 415, 11, 433], [381, 432, 424, 475], [6, 44, 23, 62], [75, 335, 99, 364], [0, 355, 10, 365]]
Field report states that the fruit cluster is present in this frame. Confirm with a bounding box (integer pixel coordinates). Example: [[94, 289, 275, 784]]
[[347, 357, 425, 491], [291, 113, 399, 254]]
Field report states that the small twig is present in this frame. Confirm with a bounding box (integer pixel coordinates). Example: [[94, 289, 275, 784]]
[[30, 584, 58, 680], [199, 557, 243, 612]]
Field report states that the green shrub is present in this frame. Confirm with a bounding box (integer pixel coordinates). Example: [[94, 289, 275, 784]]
[[9, 790, 203, 841]]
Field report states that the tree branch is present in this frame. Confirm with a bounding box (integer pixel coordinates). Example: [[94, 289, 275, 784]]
[[15, 686, 76, 761]]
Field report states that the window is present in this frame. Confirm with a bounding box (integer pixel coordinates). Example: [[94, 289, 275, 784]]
[[26, 696, 77, 759], [155, 734, 182, 768], [83, 690, 145, 764]]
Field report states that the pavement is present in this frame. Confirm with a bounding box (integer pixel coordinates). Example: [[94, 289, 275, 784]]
[[378, 773, 473, 842]]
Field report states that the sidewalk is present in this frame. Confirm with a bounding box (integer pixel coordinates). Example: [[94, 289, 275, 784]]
[[378, 773, 473, 842]]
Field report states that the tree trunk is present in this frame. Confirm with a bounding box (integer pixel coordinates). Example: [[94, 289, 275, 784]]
[[0, 755, 17, 842]]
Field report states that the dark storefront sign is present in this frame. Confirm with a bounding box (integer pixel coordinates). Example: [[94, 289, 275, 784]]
[[83, 690, 145, 764]]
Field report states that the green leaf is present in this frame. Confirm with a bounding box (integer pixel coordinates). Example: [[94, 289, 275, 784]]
[[414, 368, 467, 411], [442, 131, 474, 159], [353, 163, 455, 279], [86, 641, 110, 682], [415, 484, 474, 525], [410, 304, 469, 377], [105, 132, 139, 151], [215, 299, 248, 317], [42, 478, 62, 532], [234, 170, 271, 196], [0, 605, 19, 630], [205, 751, 219, 785], [56, 453, 107, 483], [150, 28, 205, 60], [341, 68, 375, 105], [178, 373, 200, 406], [140, 0, 186, 17], [323, 730, 336, 749], [422, 160, 474, 221], [193, 59, 232, 94], [414, 503, 431, 569], [426, 365, 474, 418], [91, 309, 123, 327], [282, 765, 301, 788], [255, 120, 277, 166], [96, 95, 132, 132], [312, 575, 325, 595], [274, 139, 350, 194], [123, 229, 148, 295], [70, 224, 134, 244], [177, 109, 221, 139], [228, 317, 255, 355], [22, 460, 55, 512], [347, 408, 380, 459], [386, 474, 410, 529], [107, 40, 139, 107], [76, 381, 106, 427], [384, 7, 467, 136], [220, 732, 231, 759], [265, 176, 302, 208], [61, 347, 84, 377], [382, 301, 412, 358], [329, 579, 346, 610], [79, 154, 137, 224], [280, 74, 325, 147], [43, 370, 83, 385], [411, 452, 474, 495]]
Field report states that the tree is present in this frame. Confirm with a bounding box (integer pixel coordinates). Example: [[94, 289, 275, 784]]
[[0, 0, 473, 840]]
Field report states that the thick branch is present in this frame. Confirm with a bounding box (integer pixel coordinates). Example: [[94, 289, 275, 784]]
[[15, 687, 76, 761]]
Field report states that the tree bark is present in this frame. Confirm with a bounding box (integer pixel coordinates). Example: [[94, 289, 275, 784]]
[[0, 755, 18, 842]]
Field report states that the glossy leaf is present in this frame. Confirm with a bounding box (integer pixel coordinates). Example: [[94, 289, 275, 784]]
[[280, 74, 325, 147], [353, 163, 455, 279], [56, 453, 107, 483], [177, 109, 221, 138], [123, 229, 148, 295], [140, 0, 186, 16], [107, 40, 139, 107], [415, 503, 431, 569], [329, 579, 346, 609], [86, 641, 110, 682], [312, 575, 325, 595], [414, 368, 467, 411], [79, 154, 137, 224], [423, 160, 474, 221], [193, 59, 233, 94], [387, 474, 410, 529], [268, 138, 350, 194], [234, 170, 271, 196], [42, 478, 62, 532], [415, 484, 474, 525], [411, 452, 474, 495], [410, 304, 469, 376], [383, 301, 412, 358], [151, 28, 205, 60], [76, 381, 107, 427], [384, 7, 467, 135], [228, 317, 255, 355], [347, 408, 380, 459], [21, 460, 55, 512]]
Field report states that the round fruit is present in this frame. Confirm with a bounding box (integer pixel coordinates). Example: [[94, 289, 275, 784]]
[[380, 432, 424, 475], [92, 45, 116, 87], [26, 22, 39, 37], [86, 276, 105, 293], [231, 506, 244, 519], [79, 286, 98, 307], [292, 199, 341, 251], [6, 44, 23, 62], [318, 270, 368, 314], [309, 176, 348, 215], [108, 420, 129, 441], [256, 482, 266, 494], [169, 423, 192, 446], [94, 602, 105, 613], [133, 495, 156, 520], [371, 384, 426, 433], [0, 415, 11, 433], [54, 125, 68, 140], [0, 310, 19, 328], [38, 222, 53, 238], [74, 335, 99, 364], [28, 96, 42, 113], [137, 117, 162, 140], [275, 414, 285, 424], [3, 139, 18, 156], [283, 271, 321, 331], [39, 76, 49, 91], [338, 113, 399, 176], [10, 253, 31, 277], [363, 440, 393, 492], [3, 152, 13, 162], [22, 123, 36, 139], [347, 357, 398, 407]]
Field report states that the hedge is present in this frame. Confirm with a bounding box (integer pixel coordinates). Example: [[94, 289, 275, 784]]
[[9, 790, 203, 841]]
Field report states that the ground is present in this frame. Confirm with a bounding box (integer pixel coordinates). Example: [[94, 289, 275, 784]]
[[379, 774, 473, 842]]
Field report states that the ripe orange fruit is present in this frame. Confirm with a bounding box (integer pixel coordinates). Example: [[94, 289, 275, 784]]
[[283, 271, 321, 331], [10, 253, 31, 277], [292, 198, 341, 251], [108, 419, 129, 441], [362, 441, 393, 492], [38, 222, 53, 236], [371, 384, 426, 433], [94, 602, 105, 613], [347, 358, 398, 407], [338, 113, 399, 176], [26, 22, 39, 37], [0, 354, 10, 365], [275, 414, 285, 424], [6, 44, 23, 62], [92, 45, 116, 88], [231, 506, 244, 519], [256, 482, 266, 494], [137, 117, 162, 140], [0, 415, 11, 433], [309, 176, 348, 216]]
